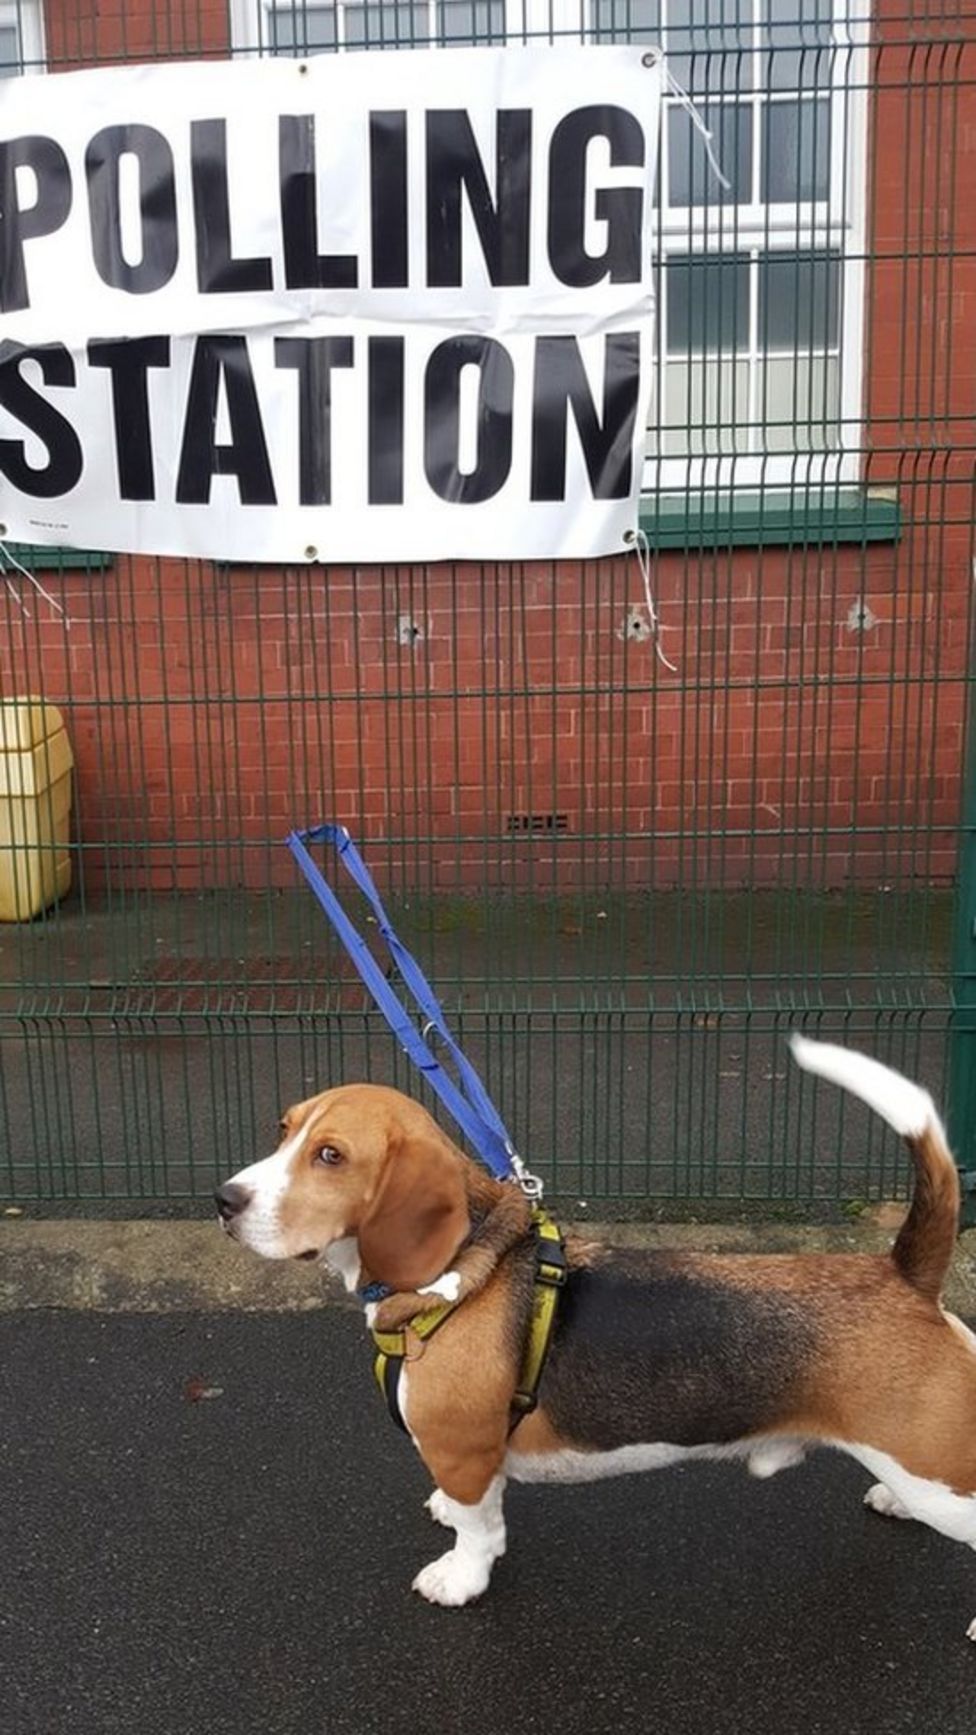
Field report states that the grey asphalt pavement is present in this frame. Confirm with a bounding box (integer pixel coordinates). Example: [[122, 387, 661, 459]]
[[3, 1310, 974, 1735]]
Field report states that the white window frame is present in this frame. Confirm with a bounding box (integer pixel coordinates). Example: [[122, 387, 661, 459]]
[[229, 0, 521, 56], [0, 0, 46, 73], [643, 0, 870, 494]]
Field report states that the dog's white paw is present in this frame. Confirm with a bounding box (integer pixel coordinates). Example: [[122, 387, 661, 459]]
[[967, 1616, 976, 1643], [864, 1482, 913, 1520], [412, 1549, 491, 1607], [425, 1489, 453, 1528]]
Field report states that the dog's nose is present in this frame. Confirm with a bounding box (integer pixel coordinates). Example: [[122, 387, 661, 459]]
[[215, 1182, 251, 1222]]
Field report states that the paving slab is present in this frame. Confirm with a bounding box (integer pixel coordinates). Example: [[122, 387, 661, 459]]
[[3, 1214, 976, 1316]]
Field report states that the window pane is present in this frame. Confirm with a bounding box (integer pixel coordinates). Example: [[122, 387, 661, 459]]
[[269, 4, 337, 53], [0, 22, 22, 74], [666, 255, 750, 356], [660, 359, 752, 455], [667, 0, 753, 97], [438, 1, 506, 44], [759, 355, 840, 450], [763, 98, 830, 201], [758, 251, 841, 351], [593, 1, 661, 43], [344, 3, 428, 48], [668, 100, 751, 206], [763, 0, 833, 91]]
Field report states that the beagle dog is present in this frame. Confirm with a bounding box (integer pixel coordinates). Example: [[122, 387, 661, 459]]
[[216, 1036, 976, 1636]]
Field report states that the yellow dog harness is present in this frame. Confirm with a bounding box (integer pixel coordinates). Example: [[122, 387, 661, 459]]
[[371, 1208, 567, 1435]]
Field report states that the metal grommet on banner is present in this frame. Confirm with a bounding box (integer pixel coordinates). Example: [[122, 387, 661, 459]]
[[298, 62, 308, 75], [642, 49, 663, 68], [304, 545, 318, 560]]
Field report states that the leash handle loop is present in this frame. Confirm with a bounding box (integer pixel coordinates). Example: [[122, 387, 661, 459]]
[[286, 824, 533, 1187]]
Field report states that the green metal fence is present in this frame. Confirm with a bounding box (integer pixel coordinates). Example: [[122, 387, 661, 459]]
[[1, 2, 974, 1216]]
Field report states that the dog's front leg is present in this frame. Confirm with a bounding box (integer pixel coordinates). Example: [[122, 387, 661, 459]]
[[425, 1487, 453, 1527], [412, 1475, 507, 1607]]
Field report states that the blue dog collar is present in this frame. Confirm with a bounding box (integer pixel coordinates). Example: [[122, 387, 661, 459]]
[[359, 1279, 394, 1305]]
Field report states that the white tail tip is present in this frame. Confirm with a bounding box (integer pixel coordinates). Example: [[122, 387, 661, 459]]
[[788, 1033, 939, 1144]]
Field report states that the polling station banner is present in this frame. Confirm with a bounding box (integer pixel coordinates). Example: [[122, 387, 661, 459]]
[[0, 46, 662, 563]]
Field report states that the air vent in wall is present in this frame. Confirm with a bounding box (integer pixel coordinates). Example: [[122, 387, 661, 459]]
[[505, 813, 570, 834]]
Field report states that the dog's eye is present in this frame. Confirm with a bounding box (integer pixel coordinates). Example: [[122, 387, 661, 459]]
[[313, 1145, 343, 1168]]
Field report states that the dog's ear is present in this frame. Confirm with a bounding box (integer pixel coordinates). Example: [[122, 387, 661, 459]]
[[358, 1127, 470, 1292]]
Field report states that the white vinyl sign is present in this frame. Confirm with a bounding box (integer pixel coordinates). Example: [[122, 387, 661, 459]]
[[0, 46, 662, 563]]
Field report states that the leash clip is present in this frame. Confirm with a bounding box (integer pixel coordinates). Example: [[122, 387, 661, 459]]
[[508, 1146, 545, 1202]]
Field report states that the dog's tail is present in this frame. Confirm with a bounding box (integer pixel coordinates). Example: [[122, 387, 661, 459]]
[[789, 1034, 960, 1301]]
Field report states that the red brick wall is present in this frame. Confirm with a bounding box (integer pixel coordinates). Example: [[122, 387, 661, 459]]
[[45, 0, 229, 67], [3, 530, 968, 894], [2, 5, 973, 895]]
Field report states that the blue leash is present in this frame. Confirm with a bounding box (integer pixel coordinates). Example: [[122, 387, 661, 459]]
[[285, 823, 543, 1199]]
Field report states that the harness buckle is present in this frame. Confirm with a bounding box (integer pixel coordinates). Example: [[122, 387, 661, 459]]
[[532, 1219, 568, 1288]]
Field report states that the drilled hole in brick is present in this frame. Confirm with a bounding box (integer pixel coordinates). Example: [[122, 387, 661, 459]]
[[846, 597, 878, 633], [619, 608, 652, 643], [397, 614, 425, 646]]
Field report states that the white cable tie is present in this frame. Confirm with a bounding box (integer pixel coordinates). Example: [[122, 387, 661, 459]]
[[652, 53, 732, 193], [0, 540, 72, 628], [633, 526, 678, 673], [3, 574, 30, 617]]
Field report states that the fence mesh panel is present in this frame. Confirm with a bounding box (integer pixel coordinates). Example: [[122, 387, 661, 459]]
[[0, 1, 974, 1211]]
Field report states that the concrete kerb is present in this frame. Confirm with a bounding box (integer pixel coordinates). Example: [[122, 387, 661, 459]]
[[3, 1217, 976, 1317]]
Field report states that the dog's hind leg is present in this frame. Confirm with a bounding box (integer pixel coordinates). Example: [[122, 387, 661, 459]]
[[846, 1448, 976, 1545], [843, 1443, 976, 1639]]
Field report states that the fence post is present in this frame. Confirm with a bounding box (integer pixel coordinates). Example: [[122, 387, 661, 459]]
[[949, 658, 976, 1229]]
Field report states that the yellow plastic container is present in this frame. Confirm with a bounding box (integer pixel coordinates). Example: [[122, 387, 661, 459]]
[[0, 699, 73, 921]]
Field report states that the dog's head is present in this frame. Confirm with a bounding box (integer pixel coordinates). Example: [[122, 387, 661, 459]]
[[215, 1084, 470, 1290]]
